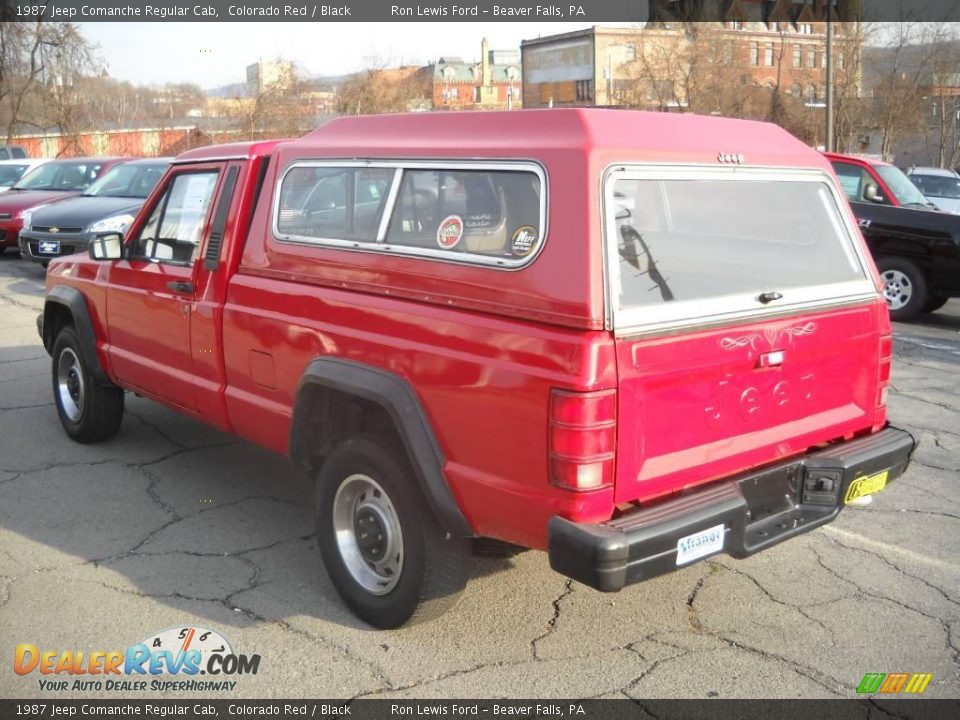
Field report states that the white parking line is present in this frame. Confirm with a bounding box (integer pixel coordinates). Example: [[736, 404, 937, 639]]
[[824, 525, 960, 572], [895, 336, 960, 357]]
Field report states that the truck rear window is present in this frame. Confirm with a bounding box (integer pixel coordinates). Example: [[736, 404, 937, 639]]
[[606, 168, 873, 329]]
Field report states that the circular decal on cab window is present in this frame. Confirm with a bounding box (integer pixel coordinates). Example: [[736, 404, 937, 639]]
[[511, 225, 539, 257], [436, 215, 464, 250]]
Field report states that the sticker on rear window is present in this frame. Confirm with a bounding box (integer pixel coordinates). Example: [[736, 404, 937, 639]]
[[436, 215, 464, 249], [511, 225, 538, 256], [676, 524, 725, 566]]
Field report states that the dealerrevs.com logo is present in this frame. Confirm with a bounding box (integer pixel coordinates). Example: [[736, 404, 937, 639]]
[[14, 626, 261, 692]]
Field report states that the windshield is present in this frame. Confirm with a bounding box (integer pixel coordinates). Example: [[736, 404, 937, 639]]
[[12, 162, 104, 192], [0, 165, 32, 187], [909, 173, 960, 200], [875, 165, 929, 206], [83, 162, 168, 199], [607, 170, 868, 323]]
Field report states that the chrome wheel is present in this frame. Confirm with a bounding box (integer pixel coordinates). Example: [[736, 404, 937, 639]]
[[332, 473, 404, 595], [56, 348, 84, 423], [881, 269, 913, 311]]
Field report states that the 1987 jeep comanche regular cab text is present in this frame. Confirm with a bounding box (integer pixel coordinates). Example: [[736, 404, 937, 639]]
[[40, 110, 915, 628]]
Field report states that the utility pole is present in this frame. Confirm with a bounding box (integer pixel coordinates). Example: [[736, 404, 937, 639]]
[[825, 0, 834, 152]]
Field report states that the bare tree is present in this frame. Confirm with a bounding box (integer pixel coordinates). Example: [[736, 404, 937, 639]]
[[867, 22, 958, 160], [0, 21, 47, 141], [334, 60, 430, 115], [0, 20, 96, 143], [228, 62, 318, 139], [924, 35, 960, 167]]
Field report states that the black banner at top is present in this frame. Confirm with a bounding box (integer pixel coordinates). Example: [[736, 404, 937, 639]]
[[3, 0, 960, 23]]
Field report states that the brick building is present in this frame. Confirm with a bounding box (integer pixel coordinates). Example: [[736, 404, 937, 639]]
[[521, 0, 861, 110], [427, 38, 522, 110]]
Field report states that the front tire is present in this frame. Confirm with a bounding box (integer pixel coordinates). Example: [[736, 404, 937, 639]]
[[922, 295, 949, 314], [316, 434, 469, 628], [52, 326, 124, 443], [877, 257, 928, 322]]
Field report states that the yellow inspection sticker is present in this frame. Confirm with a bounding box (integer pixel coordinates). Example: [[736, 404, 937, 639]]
[[845, 470, 889, 504]]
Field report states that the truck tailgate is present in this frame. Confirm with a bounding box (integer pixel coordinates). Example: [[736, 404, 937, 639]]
[[614, 303, 883, 505]]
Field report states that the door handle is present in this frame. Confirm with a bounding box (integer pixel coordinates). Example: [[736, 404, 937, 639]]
[[166, 280, 194, 295]]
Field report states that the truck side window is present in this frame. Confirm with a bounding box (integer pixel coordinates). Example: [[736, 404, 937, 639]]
[[277, 166, 394, 241], [386, 169, 542, 259], [131, 171, 219, 265]]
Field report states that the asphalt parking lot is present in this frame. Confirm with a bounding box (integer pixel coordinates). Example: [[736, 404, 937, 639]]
[[1, 251, 958, 700]]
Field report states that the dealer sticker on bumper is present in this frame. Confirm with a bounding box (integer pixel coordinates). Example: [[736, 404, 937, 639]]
[[845, 470, 889, 504], [676, 523, 725, 566]]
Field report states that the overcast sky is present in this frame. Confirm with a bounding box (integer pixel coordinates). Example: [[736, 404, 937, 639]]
[[80, 22, 606, 88]]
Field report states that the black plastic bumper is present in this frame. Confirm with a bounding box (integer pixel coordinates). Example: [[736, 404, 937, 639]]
[[548, 426, 915, 592]]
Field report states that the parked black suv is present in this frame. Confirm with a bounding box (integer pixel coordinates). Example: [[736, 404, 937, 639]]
[[825, 152, 960, 321]]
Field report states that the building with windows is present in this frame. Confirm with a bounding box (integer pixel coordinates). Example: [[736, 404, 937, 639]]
[[246, 59, 296, 97], [521, 1, 861, 110], [427, 38, 522, 110]]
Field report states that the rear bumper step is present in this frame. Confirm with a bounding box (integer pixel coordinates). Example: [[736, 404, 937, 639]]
[[548, 426, 915, 591]]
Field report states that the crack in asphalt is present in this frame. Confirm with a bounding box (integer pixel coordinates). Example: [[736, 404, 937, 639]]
[[0, 292, 42, 313], [812, 544, 960, 667], [677, 563, 853, 695], [715, 563, 837, 640], [90, 493, 311, 566], [823, 536, 960, 611], [893, 391, 960, 413], [857, 506, 960, 522], [0, 371, 46, 384], [0, 575, 12, 608], [0, 472, 22, 486], [905, 458, 960, 474], [0, 401, 54, 412], [685, 572, 708, 634], [530, 578, 574, 660], [0, 354, 47, 365], [898, 478, 960, 509]]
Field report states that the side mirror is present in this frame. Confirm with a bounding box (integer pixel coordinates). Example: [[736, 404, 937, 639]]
[[863, 183, 884, 203], [88, 232, 125, 261]]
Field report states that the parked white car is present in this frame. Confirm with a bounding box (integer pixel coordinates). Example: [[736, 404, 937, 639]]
[[907, 166, 960, 214], [0, 159, 49, 193]]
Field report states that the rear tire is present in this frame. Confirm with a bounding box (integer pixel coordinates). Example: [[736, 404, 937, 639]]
[[315, 434, 469, 628], [922, 295, 949, 314], [51, 326, 124, 443], [877, 257, 928, 322]]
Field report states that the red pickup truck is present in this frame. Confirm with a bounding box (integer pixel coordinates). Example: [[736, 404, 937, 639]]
[[40, 110, 915, 628]]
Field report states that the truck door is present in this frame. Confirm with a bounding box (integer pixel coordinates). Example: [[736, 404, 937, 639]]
[[106, 163, 224, 412]]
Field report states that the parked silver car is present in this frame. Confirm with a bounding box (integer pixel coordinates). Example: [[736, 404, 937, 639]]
[[907, 166, 960, 214]]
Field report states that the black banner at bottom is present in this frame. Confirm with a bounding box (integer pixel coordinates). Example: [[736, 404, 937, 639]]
[[3, 700, 960, 720]]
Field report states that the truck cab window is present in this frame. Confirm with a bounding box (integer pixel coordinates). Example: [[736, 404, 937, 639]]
[[132, 171, 219, 265]]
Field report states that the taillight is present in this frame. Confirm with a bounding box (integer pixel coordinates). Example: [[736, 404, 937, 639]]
[[549, 389, 616, 492], [875, 334, 892, 426]]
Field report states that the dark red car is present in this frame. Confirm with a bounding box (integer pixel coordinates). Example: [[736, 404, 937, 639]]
[[0, 157, 131, 252], [39, 111, 914, 628]]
